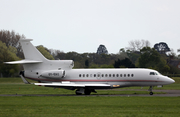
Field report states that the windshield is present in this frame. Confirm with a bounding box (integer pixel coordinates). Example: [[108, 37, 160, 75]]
[[150, 72, 158, 75]]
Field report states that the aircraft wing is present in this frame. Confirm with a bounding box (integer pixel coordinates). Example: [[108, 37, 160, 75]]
[[34, 82, 111, 89]]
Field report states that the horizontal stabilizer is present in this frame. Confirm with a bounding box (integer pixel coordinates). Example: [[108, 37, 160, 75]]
[[4, 59, 42, 64], [34, 82, 111, 88]]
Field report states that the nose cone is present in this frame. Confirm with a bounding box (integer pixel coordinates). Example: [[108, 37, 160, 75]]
[[160, 76, 175, 85], [166, 77, 175, 84], [169, 78, 175, 84]]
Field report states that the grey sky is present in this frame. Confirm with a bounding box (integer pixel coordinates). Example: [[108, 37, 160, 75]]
[[0, 0, 180, 54]]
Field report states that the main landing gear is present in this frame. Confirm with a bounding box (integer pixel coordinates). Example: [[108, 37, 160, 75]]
[[75, 88, 83, 95], [75, 90, 82, 95], [84, 88, 91, 95], [148, 86, 154, 95], [75, 88, 97, 95]]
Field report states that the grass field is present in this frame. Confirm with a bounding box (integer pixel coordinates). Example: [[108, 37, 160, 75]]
[[0, 96, 180, 117], [0, 77, 180, 117]]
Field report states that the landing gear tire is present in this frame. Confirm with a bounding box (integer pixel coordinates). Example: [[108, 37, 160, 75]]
[[84, 89, 91, 95], [149, 92, 153, 95], [75, 90, 82, 95]]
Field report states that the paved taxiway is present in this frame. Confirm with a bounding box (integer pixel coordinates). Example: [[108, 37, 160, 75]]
[[0, 90, 180, 97]]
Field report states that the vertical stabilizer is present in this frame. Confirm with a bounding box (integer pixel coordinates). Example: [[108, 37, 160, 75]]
[[20, 39, 47, 61]]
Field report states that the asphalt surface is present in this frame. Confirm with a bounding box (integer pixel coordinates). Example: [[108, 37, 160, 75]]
[[0, 90, 180, 97]]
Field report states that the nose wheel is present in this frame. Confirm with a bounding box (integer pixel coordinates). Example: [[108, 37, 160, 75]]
[[148, 86, 154, 95], [149, 92, 153, 95]]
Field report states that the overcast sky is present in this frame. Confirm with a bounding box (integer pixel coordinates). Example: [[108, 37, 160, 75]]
[[0, 0, 180, 54]]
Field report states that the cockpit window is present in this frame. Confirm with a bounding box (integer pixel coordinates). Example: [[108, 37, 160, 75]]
[[150, 72, 158, 75], [71, 61, 74, 67], [150, 72, 154, 75], [157, 72, 162, 75]]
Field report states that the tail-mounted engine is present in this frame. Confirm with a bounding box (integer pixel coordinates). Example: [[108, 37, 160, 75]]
[[40, 70, 65, 78]]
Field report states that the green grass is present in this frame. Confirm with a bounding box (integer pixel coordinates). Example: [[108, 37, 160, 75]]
[[0, 77, 180, 117], [0, 96, 180, 117]]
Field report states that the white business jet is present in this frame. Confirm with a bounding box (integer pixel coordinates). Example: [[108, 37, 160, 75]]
[[5, 39, 175, 95]]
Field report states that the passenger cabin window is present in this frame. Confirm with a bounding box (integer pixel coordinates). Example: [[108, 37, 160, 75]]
[[105, 74, 108, 77], [79, 74, 81, 77], [86, 74, 89, 77], [94, 74, 96, 77]]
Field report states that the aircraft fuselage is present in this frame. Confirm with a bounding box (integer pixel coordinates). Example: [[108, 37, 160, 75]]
[[25, 68, 174, 88]]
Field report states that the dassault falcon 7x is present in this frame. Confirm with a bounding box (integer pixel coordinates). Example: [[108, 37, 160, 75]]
[[5, 39, 175, 95]]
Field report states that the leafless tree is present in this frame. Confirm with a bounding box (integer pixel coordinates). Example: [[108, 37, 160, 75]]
[[0, 30, 25, 58], [126, 39, 151, 52]]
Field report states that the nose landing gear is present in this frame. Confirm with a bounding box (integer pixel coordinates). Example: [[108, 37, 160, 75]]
[[149, 92, 153, 95], [148, 86, 154, 95]]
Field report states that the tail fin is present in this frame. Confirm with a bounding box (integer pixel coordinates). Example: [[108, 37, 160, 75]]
[[4, 39, 46, 64], [20, 39, 47, 61], [5, 39, 74, 70]]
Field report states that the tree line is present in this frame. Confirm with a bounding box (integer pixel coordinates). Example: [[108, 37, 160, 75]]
[[0, 30, 180, 77]]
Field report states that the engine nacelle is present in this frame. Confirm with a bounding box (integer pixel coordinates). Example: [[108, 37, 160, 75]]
[[40, 70, 65, 78]]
